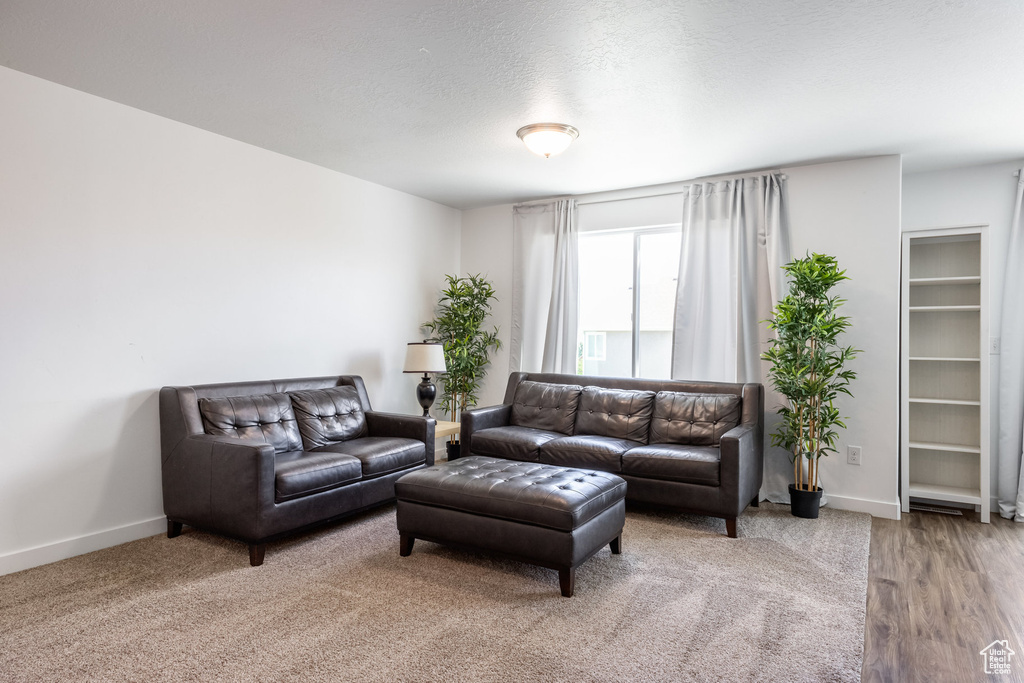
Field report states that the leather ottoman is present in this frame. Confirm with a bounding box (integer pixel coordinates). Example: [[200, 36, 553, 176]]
[[395, 455, 626, 597]]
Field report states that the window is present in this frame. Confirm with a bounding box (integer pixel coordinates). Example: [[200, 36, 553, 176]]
[[584, 331, 606, 361], [578, 226, 682, 378]]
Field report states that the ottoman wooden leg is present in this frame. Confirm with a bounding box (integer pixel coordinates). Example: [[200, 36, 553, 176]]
[[400, 533, 415, 557], [559, 567, 575, 598], [610, 534, 621, 554]]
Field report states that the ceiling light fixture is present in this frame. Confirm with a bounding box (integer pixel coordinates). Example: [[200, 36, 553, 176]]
[[516, 123, 579, 158]]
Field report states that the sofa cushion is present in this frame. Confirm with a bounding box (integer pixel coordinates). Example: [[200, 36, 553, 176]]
[[649, 392, 742, 446], [274, 451, 363, 502], [199, 392, 302, 454], [622, 444, 721, 486], [316, 437, 425, 478], [574, 387, 656, 443], [510, 381, 582, 434], [540, 435, 640, 472], [470, 426, 563, 462], [289, 386, 368, 449]]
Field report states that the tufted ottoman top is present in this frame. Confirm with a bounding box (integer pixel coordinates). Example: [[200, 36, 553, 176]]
[[395, 455, 626, 532]]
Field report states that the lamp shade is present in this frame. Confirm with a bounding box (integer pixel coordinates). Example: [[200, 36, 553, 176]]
[[403, 342, 447, 373]]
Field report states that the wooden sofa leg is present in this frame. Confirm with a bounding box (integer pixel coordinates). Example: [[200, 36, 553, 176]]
[[167, 520, 182, 538], [249, 543, 266, 567], [725, 518, 737, 538], [399, 533, 415, 557], [559, 567, 575, 598], [751, 495, 759, 508], [609, 534, 621, 555]]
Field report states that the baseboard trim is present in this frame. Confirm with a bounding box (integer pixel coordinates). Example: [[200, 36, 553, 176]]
[[0, 516, 166, 576], [824, 494, 901, 520]]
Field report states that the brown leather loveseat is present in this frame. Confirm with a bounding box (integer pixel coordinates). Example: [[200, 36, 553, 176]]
[[159, 375, 434, 565], [461, 373, 763, 537]]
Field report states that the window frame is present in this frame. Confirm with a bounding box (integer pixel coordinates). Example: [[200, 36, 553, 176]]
[[578, 223, 681, 378]]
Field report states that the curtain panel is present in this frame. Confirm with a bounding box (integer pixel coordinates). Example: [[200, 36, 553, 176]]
[[670, 174, 791, 501], [509, 200, 580, 375], [997, 171, 1024, 521], [671, 174, 788, 382]]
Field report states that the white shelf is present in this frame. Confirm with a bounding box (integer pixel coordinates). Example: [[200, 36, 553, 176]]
[[909, 397, 981, 406], [908, 305, 981, 312], [901, 225, 989, 524], [907, 482, 982, 505], [909, 276, 981, 286], [908, 441, 981, 454]]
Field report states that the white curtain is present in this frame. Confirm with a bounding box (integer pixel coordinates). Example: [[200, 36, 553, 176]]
[[998, 171, 1024, 521], [671, 174, 788, 382], [509, 200, 579, 374], [670, 174, 791, 500]]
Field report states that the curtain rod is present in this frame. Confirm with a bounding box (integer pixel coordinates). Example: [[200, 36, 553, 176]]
[[577, 189, 684, 207], [578, 170, 787, 206], [514, 169, 787, 209]]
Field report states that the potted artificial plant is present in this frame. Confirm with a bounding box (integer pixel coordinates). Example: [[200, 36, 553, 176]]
[[762, 253, 859, 519], [423, 274, 502, 459]]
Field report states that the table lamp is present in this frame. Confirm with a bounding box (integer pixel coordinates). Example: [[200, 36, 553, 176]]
[[403, 342, 447, 417]]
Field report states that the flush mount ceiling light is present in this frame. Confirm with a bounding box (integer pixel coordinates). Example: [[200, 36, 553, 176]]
[[516, 123, 579, 158]]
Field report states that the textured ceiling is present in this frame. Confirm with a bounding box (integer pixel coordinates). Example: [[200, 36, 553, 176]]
[[2, 1, 1023, 209]]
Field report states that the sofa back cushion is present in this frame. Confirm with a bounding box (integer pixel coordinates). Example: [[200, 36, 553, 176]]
[[288, 386, 369, 449], [199, 392, 303, 453], [574, 386, 656, 443], [649, 391, 742, 446], [510, 381, 582, 434]]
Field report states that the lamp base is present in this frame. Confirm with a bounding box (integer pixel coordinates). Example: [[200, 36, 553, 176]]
[[415, 374, 436, 417]]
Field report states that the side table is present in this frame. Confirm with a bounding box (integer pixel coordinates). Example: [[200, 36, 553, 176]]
[[433, 420, 461, 460], [434, 420, 460, 440]]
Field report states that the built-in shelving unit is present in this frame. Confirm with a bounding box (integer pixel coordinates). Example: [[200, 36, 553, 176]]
[[900, 225, 989, 522]]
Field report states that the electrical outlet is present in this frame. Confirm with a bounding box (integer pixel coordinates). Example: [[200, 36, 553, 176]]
[[847, 445, 862, 466], [991, 337, 1001, 354]]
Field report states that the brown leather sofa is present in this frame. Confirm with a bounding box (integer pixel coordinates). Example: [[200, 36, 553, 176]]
[[461, 373, 763, 537], [159, 375, 434, 565]]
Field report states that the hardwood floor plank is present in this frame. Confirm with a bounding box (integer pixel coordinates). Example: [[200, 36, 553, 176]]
[[863, 577, 909, 683], [864, 510, 1024, 682], [977, 519, 1024, 656]]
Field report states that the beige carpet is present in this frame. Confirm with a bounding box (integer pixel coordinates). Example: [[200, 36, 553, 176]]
[[0, 503, 870, 682]]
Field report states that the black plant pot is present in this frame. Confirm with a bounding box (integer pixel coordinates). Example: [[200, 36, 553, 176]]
[[445, 441, 461, 461], [789, 484, 823, 519]]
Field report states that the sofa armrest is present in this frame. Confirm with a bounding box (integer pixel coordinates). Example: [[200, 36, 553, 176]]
[[719, 423, 763, 516], [162, 434, 276, 540], [365, 412, 436, 466], [461, 404, 513, 458]]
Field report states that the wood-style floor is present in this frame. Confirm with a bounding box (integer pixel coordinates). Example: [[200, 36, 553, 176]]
[[864, 508, 1024, 682]]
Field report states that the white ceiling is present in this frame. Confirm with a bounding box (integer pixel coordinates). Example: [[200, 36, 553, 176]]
[[2, 1, 1023, 209]]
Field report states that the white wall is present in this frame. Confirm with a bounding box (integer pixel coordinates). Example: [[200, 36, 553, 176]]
[[460, 156, 905, 518], [0, 66, 461, 574], [783, 156, 903, 518], [458, 204, 514, 408], [902, 159, 1023, 507]]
